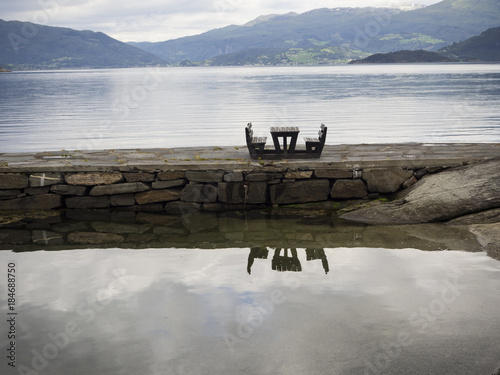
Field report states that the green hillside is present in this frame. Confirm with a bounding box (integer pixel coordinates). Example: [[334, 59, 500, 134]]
[[349, 50, 456, 64], [440, 26, 500, 61], [131, 0, 500, 64], [0, 20, 164, 69]]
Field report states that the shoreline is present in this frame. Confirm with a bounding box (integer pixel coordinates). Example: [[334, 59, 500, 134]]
[[1, 143, 499, 259]]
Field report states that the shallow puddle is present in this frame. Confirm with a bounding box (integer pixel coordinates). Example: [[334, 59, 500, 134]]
[[1, 211, 499, 375]]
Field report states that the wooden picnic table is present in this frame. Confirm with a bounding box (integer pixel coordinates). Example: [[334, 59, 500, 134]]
[[270, 127, 300, 154]]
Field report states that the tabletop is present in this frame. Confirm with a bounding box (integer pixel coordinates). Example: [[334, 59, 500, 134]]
[[270, 127, 300, 133]]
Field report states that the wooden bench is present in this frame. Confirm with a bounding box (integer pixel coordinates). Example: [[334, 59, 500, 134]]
[[245, 123, 267, 156], [304, 124, 327, 155]]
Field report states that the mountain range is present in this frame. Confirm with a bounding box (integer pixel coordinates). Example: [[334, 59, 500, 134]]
[[130, 0, 500, 65], [1, 0, 499, 70], [0, 20, 163, 69]]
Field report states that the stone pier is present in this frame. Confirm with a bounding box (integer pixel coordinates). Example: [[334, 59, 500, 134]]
[[0, 143, 498, 212]]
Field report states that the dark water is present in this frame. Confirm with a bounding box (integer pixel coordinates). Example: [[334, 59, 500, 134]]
[[1, 211, 500, 374], [1, 64, 500, 153]]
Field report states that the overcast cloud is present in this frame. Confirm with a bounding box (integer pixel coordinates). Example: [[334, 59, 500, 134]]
[[2, 0, 442, 42]]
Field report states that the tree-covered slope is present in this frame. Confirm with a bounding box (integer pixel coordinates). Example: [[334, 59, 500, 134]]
[[0, 20, 164, 69], [440, 26, 500, 61], [349, 49, 456, 64]]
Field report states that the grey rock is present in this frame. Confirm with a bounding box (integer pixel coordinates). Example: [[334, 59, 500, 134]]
[[218, 182, 267, 204], [0, 189, 21, 200], [402, 176, 418, 189], [270, 180, 330, 204], [157, 171, 186, 180], [223, 172, 244, 182], [245, 172, 283, 182], [185, 170, 224, 183], [152, 179, 187, 189], [448, 208, 500, 225], [50, 184, 88, 196], [68, 232, 124, 245], [91, 221, 150, 234], [362, 168, 414, 193], [66, 172, 123, 186], [90, 182, 149, 196], [32, 230, 64, 246], [110, 194, 136, 207], [331, 179, 367, 199], [0, 194, 63, 210], [65, 196, 110, 209], [285, 171, 313, 179], [123, 172, 155, 182], [25, 186, 51, 196], [314, 169, 353, 179], [341, 160, 500, 224], [0, 229, 31, 244], [467, 223, 500, 262], [29, 173, 63, 187], [165, 201, 201, 215], [181, 183, 218, 203], [135, 189, 181, 204], [0, 173, 28, 189]]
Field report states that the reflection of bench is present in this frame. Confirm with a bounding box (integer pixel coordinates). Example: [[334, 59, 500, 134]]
[[245, 123, 267, 156], [304, 124, 327, 155]]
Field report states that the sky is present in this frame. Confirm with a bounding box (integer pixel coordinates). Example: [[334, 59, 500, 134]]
[[2, 0, 443, 42]]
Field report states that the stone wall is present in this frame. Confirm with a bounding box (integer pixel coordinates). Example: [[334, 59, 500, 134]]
[[0, 166, 438, 211]]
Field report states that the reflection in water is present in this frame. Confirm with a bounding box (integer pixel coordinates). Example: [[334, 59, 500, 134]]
[[306, 248, 329, 274], [1, 211, 500, 374], [0, 210, 495, 262], [248, 247, 329, 274], [272, 248, 302, 272]]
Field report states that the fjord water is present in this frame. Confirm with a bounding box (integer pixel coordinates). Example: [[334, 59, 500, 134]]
[[1, 65, 500, 375], [1, 64, 500, 152]]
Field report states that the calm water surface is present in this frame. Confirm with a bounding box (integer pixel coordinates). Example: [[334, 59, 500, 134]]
[[1, 64, 500, 152], [1, 212, 500, 374]]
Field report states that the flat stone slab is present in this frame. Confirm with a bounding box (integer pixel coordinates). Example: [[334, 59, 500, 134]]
[[341, 159, 500, 224], [0, 143, 498, 173]]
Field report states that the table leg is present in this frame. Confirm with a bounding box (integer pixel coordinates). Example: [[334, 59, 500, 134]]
[[272, 135, 282, 153], [289, 135, 298, 153]]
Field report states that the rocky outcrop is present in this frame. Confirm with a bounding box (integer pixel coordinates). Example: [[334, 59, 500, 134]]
[[467, 223, 500, 262], [341, 159, 500, 224]]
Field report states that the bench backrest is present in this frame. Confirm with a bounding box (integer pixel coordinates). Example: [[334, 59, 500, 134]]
[[318, 124, 327, 142], [245, 123, 253, 144]]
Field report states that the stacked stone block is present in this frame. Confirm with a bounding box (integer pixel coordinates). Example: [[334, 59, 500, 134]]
[[0, 167, 428, 211]]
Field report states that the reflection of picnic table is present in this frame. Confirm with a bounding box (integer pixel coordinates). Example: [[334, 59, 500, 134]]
[[270, 127, 300, 154], [245, 123, 327, 159], [306, 248, 329, 274], [272, 248, 302, 272], [246, 247, 330, 274]]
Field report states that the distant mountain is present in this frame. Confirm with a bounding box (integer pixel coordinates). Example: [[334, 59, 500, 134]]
[[439, 26, 500, 61], [349, 49, 456, 64], [0, 20, 164, 69], [130, 0, 500, 65]]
